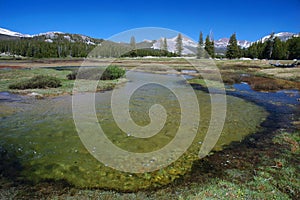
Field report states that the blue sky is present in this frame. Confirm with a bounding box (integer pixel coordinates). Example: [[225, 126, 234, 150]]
[[1, 0, 299, 42]]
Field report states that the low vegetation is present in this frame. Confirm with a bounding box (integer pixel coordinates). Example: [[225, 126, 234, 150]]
[[121, 48, 178, 57], [8, 75, 61, 89], [242, 76, 300, 91], [66, 65, 125, 80], [0, 67, 126, 96]]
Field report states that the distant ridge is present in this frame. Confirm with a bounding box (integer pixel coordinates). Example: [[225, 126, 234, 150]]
[[0, 27, 298, 55]]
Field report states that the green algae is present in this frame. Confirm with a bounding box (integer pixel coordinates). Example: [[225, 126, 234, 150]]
[[0, 72, 268, 191]]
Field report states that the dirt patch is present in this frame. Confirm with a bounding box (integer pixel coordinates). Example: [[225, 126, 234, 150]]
[[0, 65, 29, 69]]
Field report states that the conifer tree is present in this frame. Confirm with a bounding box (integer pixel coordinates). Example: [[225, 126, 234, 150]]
[[176, 33, 183, 56], [262, 32, 274, 59], [272, 37, 287, 60], [159, 38, 164, 50], [197, 31, 204, 58], [163, 37, 168, 51], [130, 36, 136, 50], [204, 35, 215, 58], [287, 37, 300, 59], [226, 33, 240, 59]]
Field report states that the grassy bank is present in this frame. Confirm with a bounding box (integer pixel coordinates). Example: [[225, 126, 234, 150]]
[[0, 68, 126, 96]]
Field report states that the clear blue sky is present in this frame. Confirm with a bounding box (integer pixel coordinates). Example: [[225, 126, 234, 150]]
[[1, 0, 299, 42]]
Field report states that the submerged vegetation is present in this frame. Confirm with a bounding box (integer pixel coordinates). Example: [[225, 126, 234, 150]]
[[0, 72, 268, 191], [0, 129, 298, 199]]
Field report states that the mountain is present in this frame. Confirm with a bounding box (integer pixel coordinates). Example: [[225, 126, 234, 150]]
[[0, 27, 299, 56], [0, 27, 31, 38], [214, 38, 251, 49], [0, 28, 103, 45], [32, 32, 103, 45], [152, 36, 197, 55], [259, 32, 299, 43], [151, 36, 251, 55]]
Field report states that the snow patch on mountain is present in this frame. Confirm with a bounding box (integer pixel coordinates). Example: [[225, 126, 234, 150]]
[[80, 35, 95, 45], [33, 31, 64, 39], [44, 39, 53, 43], [214, 38, 251, 49], [0, 28, 31, 37], [152, 36, 197, 55], [151, 35, 251, 54], [259, 32, 298, 43], [63, 35, 75, 43]]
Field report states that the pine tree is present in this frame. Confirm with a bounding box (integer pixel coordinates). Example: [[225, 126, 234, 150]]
[[176, 33, 183, 56], [197, 32, 204, 58], [163, 37, 168, 51], [262, 33, 275, 59], [159, 38, 164, 50], [287, 37, 300, 59], [130, 36, 136, 50], [226, 33, 240, 59], [204, 35, 215, 58], [272, 37, 287, 60]]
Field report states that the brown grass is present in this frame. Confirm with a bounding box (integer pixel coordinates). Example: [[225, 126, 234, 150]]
[[242, 76, 300, 91]]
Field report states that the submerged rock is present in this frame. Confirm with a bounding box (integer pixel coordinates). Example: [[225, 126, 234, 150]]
[[28, 92, 44, 99]]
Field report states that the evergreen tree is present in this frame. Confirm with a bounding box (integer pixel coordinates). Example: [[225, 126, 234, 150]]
[[246, 42, 258, 58], [272, 37, 287, 60], [287, 37, 300, 59], [176, 33, 183, 56], [226, 33, 240, 59], [159, 38, 164, 51], [197, 31, 204, 58], [262, 32, 275, 59], [159, 37, 168, 52], [163, 37, 168, 51], [130, 36, 136, 50], [204, 35, 215, 58]]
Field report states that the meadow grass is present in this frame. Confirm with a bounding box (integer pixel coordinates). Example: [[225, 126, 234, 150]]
[[0, 68, 126, 96]]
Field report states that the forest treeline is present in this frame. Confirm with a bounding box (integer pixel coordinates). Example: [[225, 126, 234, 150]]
[[0, 32, 299, 59], [245, 34, 300, 60], [196, 32, 300, 60]]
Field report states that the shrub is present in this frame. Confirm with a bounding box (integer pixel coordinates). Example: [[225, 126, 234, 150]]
[[9, 75, 62, 89], [66, 71, 77, 80], [66, 66, 125, 80], [101, 65, 125, 80]]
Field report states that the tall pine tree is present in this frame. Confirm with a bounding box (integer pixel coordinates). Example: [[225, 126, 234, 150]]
[[204, 35, 215, 58], [163, 38, 168, 51], [197, 31, 204, 59], [226, 33, 240, 59], [130, 36, 136, 50], [287, 37, 300, 59], [262, 32, 274, 59], [176, 33, 183, 56], [272, 37, 287, 60]]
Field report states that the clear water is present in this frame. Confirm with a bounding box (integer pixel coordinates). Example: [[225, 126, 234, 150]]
[[0, 72, 267, 190]]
